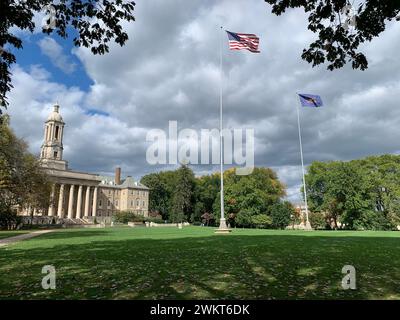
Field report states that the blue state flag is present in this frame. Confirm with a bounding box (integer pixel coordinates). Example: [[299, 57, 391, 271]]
[[298, 93, 323, 108]]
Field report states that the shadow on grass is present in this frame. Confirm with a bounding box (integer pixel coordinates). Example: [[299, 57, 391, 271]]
[[0, 231, 399, 300], [37, 230, 112, 240]]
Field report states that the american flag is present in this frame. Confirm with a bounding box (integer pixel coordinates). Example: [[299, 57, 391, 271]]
[[226, 31, 260, 53]]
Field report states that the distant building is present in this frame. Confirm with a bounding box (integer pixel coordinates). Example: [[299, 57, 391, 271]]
[[294, 204, 307, 223], [20, 104, 149, 221]]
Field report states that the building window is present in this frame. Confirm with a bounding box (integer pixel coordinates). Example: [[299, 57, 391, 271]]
[[130, 200, 133, 207], [53, 151, 58, 158], [99, 200, 102, 208], [142, 200, 145, 206], [115, 200, 118, 207], [55, 126, 59, 139], [107, 200, 111, 208], [136, 199, 139, 206]]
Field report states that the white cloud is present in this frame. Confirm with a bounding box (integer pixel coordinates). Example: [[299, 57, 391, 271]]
[[38, 38, 77, 74]]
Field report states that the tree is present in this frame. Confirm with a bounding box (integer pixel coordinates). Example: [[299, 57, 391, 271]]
[[0, 116, 51, 229], [140, 172, 170, 220], [0, 0, 135, 109], [264, 0, 400, 70], [169, 165, 196, 222], [306, 161, 370, 229], [214, 167, 286, 227], [193, 173, 220, 223], [356, 155, 400, 229], [305, 155, 400, 230], [270, 201, 295, 229]]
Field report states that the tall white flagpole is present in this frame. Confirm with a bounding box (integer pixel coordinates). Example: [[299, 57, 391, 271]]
[[296, 94, 312, 230], [216, 26, 230, 233]]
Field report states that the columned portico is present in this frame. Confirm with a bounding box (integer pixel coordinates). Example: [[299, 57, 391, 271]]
[[84, 186, 91, 217], [67, 184, 75, 219], [57, 184, 65, 217], [76, 185, 83, 219], [92, 187, 98, 217]]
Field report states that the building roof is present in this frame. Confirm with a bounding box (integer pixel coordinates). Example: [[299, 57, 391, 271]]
[[120, 176, 149, 189], [98, 175, 149, 190]]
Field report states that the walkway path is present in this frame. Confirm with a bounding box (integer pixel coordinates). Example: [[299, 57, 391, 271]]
[[0, 230, 55, 248]]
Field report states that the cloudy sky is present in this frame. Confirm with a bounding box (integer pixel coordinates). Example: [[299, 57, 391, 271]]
[[6, 0, 400, 203]]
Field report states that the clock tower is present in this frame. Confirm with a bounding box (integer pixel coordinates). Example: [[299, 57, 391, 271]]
[[40, 103, 68, 170]]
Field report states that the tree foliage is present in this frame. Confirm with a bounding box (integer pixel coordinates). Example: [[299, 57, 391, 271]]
[[305, 155, 400, 230], [170, 165, 196, 222], [265, 0, 400, 70], [193, 173, 220, 222], [140, 171, 176, 220], [251, 214, 272, 229], [141, 166, 290, 228], [270, 201, 295, 229], [308, 211, 328, 230], [0, 116, 51, 229], [214, 168, 286, 227], [0, 0, 135, 109]]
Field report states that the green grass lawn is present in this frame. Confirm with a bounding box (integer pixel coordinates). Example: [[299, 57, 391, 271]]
[[0, 226, 399, 300], [0, 230, 29, 240]]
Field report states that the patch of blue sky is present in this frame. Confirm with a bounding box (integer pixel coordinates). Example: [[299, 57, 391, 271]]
[[12, 29, 93, 91], [85, 109, 110, 117]]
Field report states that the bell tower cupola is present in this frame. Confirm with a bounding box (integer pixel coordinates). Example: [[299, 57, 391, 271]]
[[40, 103, 68, 170]]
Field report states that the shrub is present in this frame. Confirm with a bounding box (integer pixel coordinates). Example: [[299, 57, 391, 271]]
[[309, 211, 328, 230], [144, 216, 165, 224], [251, 214, 272, 229], [113, 211, 143, 224], [350, 210, 396, 231]]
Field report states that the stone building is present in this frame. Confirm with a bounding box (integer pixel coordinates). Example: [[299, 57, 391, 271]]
[[22, 104, 149, 222]]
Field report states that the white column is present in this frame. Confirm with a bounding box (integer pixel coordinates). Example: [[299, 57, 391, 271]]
[[57, 184, 64, 217], [84, 186, 91, 217], [67, 184, 75, 219], [48, 184, 55, 216], [92, 187, 98, 217], [76, 185, 83, 219]]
